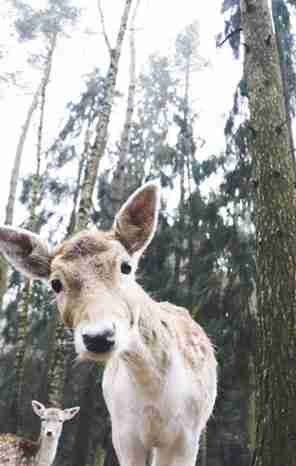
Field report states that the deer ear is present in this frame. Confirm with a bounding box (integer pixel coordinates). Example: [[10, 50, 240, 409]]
[[63, 406, 80, 421], [0, 226, 51, 280], [32, 400, 45, 417], [112, 181, 161, 256]]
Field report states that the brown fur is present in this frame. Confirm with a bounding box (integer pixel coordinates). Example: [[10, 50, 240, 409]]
[[0, 183, 217, 466]]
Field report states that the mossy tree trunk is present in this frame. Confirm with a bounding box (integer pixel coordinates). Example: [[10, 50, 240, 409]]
[[271, 0, 296, 180], [240, 1, 296, 465]]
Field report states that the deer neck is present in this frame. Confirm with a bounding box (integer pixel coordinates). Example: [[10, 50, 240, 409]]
[[35, 435, 59, 466], [116, 288, 172, 394]]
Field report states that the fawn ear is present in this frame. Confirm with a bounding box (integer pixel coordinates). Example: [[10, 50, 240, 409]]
[[32, 400, 45, 417], [0, 226, 51, 280], [112, 181, 161, 257], [63, 406, 80, 421]]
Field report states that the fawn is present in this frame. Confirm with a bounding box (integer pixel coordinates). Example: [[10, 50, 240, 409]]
[[0, 182, 217, 466], [0, 401, 80, 465]]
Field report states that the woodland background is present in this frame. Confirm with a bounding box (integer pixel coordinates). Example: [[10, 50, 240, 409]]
[[0, 1, 295, 466]]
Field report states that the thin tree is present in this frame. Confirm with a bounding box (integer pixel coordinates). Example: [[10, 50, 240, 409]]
[[76, 0, 134, 231], [173, 22, 207, 297], [110, 0, 141, 214], [16, 31, 58, 436], [0, 82, 41, 307], [240, 1, 296, 465]]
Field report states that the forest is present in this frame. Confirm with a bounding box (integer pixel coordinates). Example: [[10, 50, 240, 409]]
[[0, 0, 296, 465]]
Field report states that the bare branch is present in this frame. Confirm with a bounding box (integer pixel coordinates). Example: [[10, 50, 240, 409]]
[[97, 0, 112, 54], [130, 0, 141, 27], [217, 28, 242, 48]]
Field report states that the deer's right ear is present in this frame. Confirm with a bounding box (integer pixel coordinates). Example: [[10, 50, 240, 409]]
[[0, 226, 51, 280], [32, 400, 45, 417], [112, 181, 161, 257]]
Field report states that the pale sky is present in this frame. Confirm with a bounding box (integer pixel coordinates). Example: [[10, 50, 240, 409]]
[[0, 0, 242, 224]]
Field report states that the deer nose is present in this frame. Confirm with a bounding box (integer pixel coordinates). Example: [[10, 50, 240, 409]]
[[82, 326, 115, 354]]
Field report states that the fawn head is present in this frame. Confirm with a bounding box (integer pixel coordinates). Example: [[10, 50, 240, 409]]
[[32, 401, 80, 440], [0, 182, 160, 361]]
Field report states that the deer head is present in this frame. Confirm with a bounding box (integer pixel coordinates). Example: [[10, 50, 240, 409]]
[[32, 401, 80, 440], [0, 182, 160, 361]]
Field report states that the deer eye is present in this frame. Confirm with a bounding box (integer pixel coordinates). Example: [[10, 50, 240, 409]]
[[50, 279, 63, 294], [121, 261, 132, 275]]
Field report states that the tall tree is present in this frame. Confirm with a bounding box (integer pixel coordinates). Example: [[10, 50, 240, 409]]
[[110, 0, 141, 214], [272, 0, 296, 177], [76, 0, 134, 231], [0, 84, 42, 314], [4, 0, 80, 437], [0, 0, 79, 306], [172, 21, 207, 300], [16, 31, 57, 436], [240, 1, 296, 465]]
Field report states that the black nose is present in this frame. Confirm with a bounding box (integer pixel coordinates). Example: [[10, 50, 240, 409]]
[[82, 329, 115, 354], [46, 431, 53, 437]]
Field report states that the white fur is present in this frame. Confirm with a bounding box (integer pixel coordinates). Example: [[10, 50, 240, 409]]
[[0, 402, 80, 466], [0, 182, 217, 466]]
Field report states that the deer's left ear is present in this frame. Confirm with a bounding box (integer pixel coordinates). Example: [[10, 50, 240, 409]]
[[63, 406, 80, 421], [32, 400, 45, 417], [0, 226, 51, 280], [112, 181, 161, 257]]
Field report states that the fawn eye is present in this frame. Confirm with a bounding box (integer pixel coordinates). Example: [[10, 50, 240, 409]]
[[121, 262, 132, 275], [51, 279, 63, 294]]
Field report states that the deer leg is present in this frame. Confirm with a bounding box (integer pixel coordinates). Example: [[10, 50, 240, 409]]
[[112, 429, 148, 466], [152, 441, 199, 466]]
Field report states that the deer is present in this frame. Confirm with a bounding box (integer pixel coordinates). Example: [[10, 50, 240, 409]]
[[0, 182, 217, 466], [0, 401, 80, 466]]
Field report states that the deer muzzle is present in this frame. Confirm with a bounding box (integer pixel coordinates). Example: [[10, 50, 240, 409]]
[[81, 323, 116, 354]]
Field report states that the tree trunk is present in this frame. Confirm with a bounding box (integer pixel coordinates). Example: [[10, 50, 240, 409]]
[[5, 83, 41, 226], [240, 1, 296, 465], [110, 0, 140, 214], [47, 318, 67, 408], [174, 58, 191, 298], [271, 0, 296, 181], [66, 130, 89, 237], [76, 0, 134, 231], [16, 32, 57, 434], [0, 82, 42, 308]]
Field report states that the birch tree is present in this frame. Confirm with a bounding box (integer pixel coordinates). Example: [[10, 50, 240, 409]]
[[110, 0, 141, 214], [0, 82, 42, 311], [76, 0, 134, 231], [16, 31, 57, 436], [240, 1, 296, 465], [5, 0, 79, 436]]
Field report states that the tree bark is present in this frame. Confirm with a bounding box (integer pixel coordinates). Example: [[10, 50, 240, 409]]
[[28, 33, 57, 232], [240, 1, 296, 465], [47, 318, 67, 408], [0, 81, 42, 309], [16, 32, 57, 434], [110, 0, 140, 214], [76, 0, 134, 231], [271, 0, 296, 181], [5, 83, 41, 226], [66, 129, 89, 237]]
